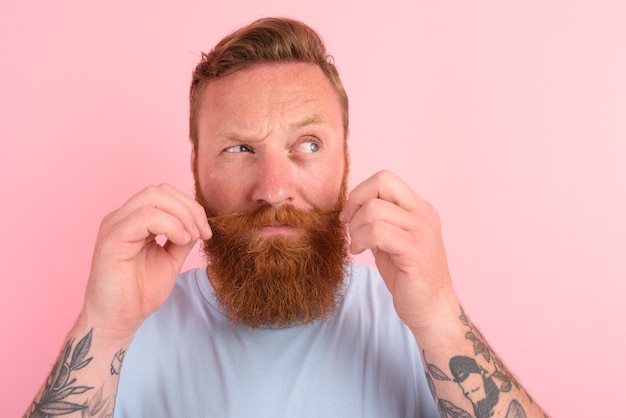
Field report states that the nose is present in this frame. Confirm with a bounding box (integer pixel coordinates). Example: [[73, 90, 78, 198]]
[[250, 151, 295, 206]]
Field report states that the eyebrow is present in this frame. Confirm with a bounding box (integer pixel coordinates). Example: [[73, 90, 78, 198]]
[[221, 132, 257, 143], [290, 114, 325, 129], [220, 114, 326, 143]]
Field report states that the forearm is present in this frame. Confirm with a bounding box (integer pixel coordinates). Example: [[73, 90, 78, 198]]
[[24, 316, 132, 418], [414, 306, 549, 418]]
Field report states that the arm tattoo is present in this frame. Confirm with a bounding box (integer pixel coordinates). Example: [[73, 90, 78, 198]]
[[25, 329, 123, 418], [110, 349, 125, 376], [423, 307, 543, 418], [423, 354, 473, 418]]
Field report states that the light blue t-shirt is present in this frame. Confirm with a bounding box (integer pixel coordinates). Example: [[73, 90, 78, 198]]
[[115, 263, 438, 417]]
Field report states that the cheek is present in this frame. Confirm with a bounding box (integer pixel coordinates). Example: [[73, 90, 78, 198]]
[[197, 166, 249, 215], [302, 162, 345, 209]]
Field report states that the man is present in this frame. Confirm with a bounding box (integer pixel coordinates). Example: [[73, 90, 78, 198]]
[[450, 356, 503, 417], [25, 18, 547, 417]]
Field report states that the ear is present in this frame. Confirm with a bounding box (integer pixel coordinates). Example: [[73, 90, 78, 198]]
[[189, 138, 196, 175], [344, 129, 351, 168]]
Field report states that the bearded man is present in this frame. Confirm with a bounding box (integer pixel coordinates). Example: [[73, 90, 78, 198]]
[[26, 17, 548, 418]]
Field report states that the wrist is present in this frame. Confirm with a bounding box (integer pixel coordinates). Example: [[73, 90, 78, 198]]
[[74, 310, 138, 346], [407, 296, 465, 347]]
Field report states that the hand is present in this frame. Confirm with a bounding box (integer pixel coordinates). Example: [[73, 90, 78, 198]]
[[81, 184, 212, 340], [340, 170, 459, 333]]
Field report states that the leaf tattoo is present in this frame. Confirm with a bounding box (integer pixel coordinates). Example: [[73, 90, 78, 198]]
[[422, 350, 472, 418], [505, 399, 527, 418], [34, 329, 95, 416], [427, 363, 452, 382], [80, 387, 114, 418], [460, 307, 521, 394], [439, 399, 474, 418], [424, 307, 536, 418]]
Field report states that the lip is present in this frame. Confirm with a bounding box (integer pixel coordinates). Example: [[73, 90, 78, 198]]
[[257, 223, 298, 236]]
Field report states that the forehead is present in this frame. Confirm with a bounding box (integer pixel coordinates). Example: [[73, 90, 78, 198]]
[[197, 63, 343, 133]]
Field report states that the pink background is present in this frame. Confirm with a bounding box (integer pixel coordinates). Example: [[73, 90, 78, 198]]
[[2, 1, 624, 416]]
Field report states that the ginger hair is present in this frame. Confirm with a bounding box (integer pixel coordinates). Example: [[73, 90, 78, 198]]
[[189, 17, 349, 150]]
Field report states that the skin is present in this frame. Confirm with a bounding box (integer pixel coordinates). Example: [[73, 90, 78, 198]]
[[193, 63, 461, 334], [460, 373, 488, 404], [193, 63, 346, 237], [192, 63, 461, 333], [25, 61, 548, 417], [341, 169, 461, 333], [80, 62, 459, 342]]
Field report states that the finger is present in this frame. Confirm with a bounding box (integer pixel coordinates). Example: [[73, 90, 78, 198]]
[[162, 239, 199, 270], [346, 197, 417, 236], [110, 206, 196, 247], [348, 218, 417, 257], [341, 170, 430, 223], [158, 184, 212, 240], [108, 184, 211, 241]]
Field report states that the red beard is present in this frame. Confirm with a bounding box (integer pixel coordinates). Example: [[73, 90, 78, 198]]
[[202, 204, 349, 327]]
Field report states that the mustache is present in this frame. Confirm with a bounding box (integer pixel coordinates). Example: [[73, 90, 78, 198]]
[[207, 205, 342, 233]]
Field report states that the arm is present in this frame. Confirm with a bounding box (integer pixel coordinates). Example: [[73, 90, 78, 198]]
[[24, 184, 212, 417], [340, 170, 548, 418], [24, 323, 130, 417]]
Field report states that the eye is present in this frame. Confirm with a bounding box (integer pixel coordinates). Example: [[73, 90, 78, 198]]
[[224, 144, 253, 153], [297, 140, 320, 153]]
